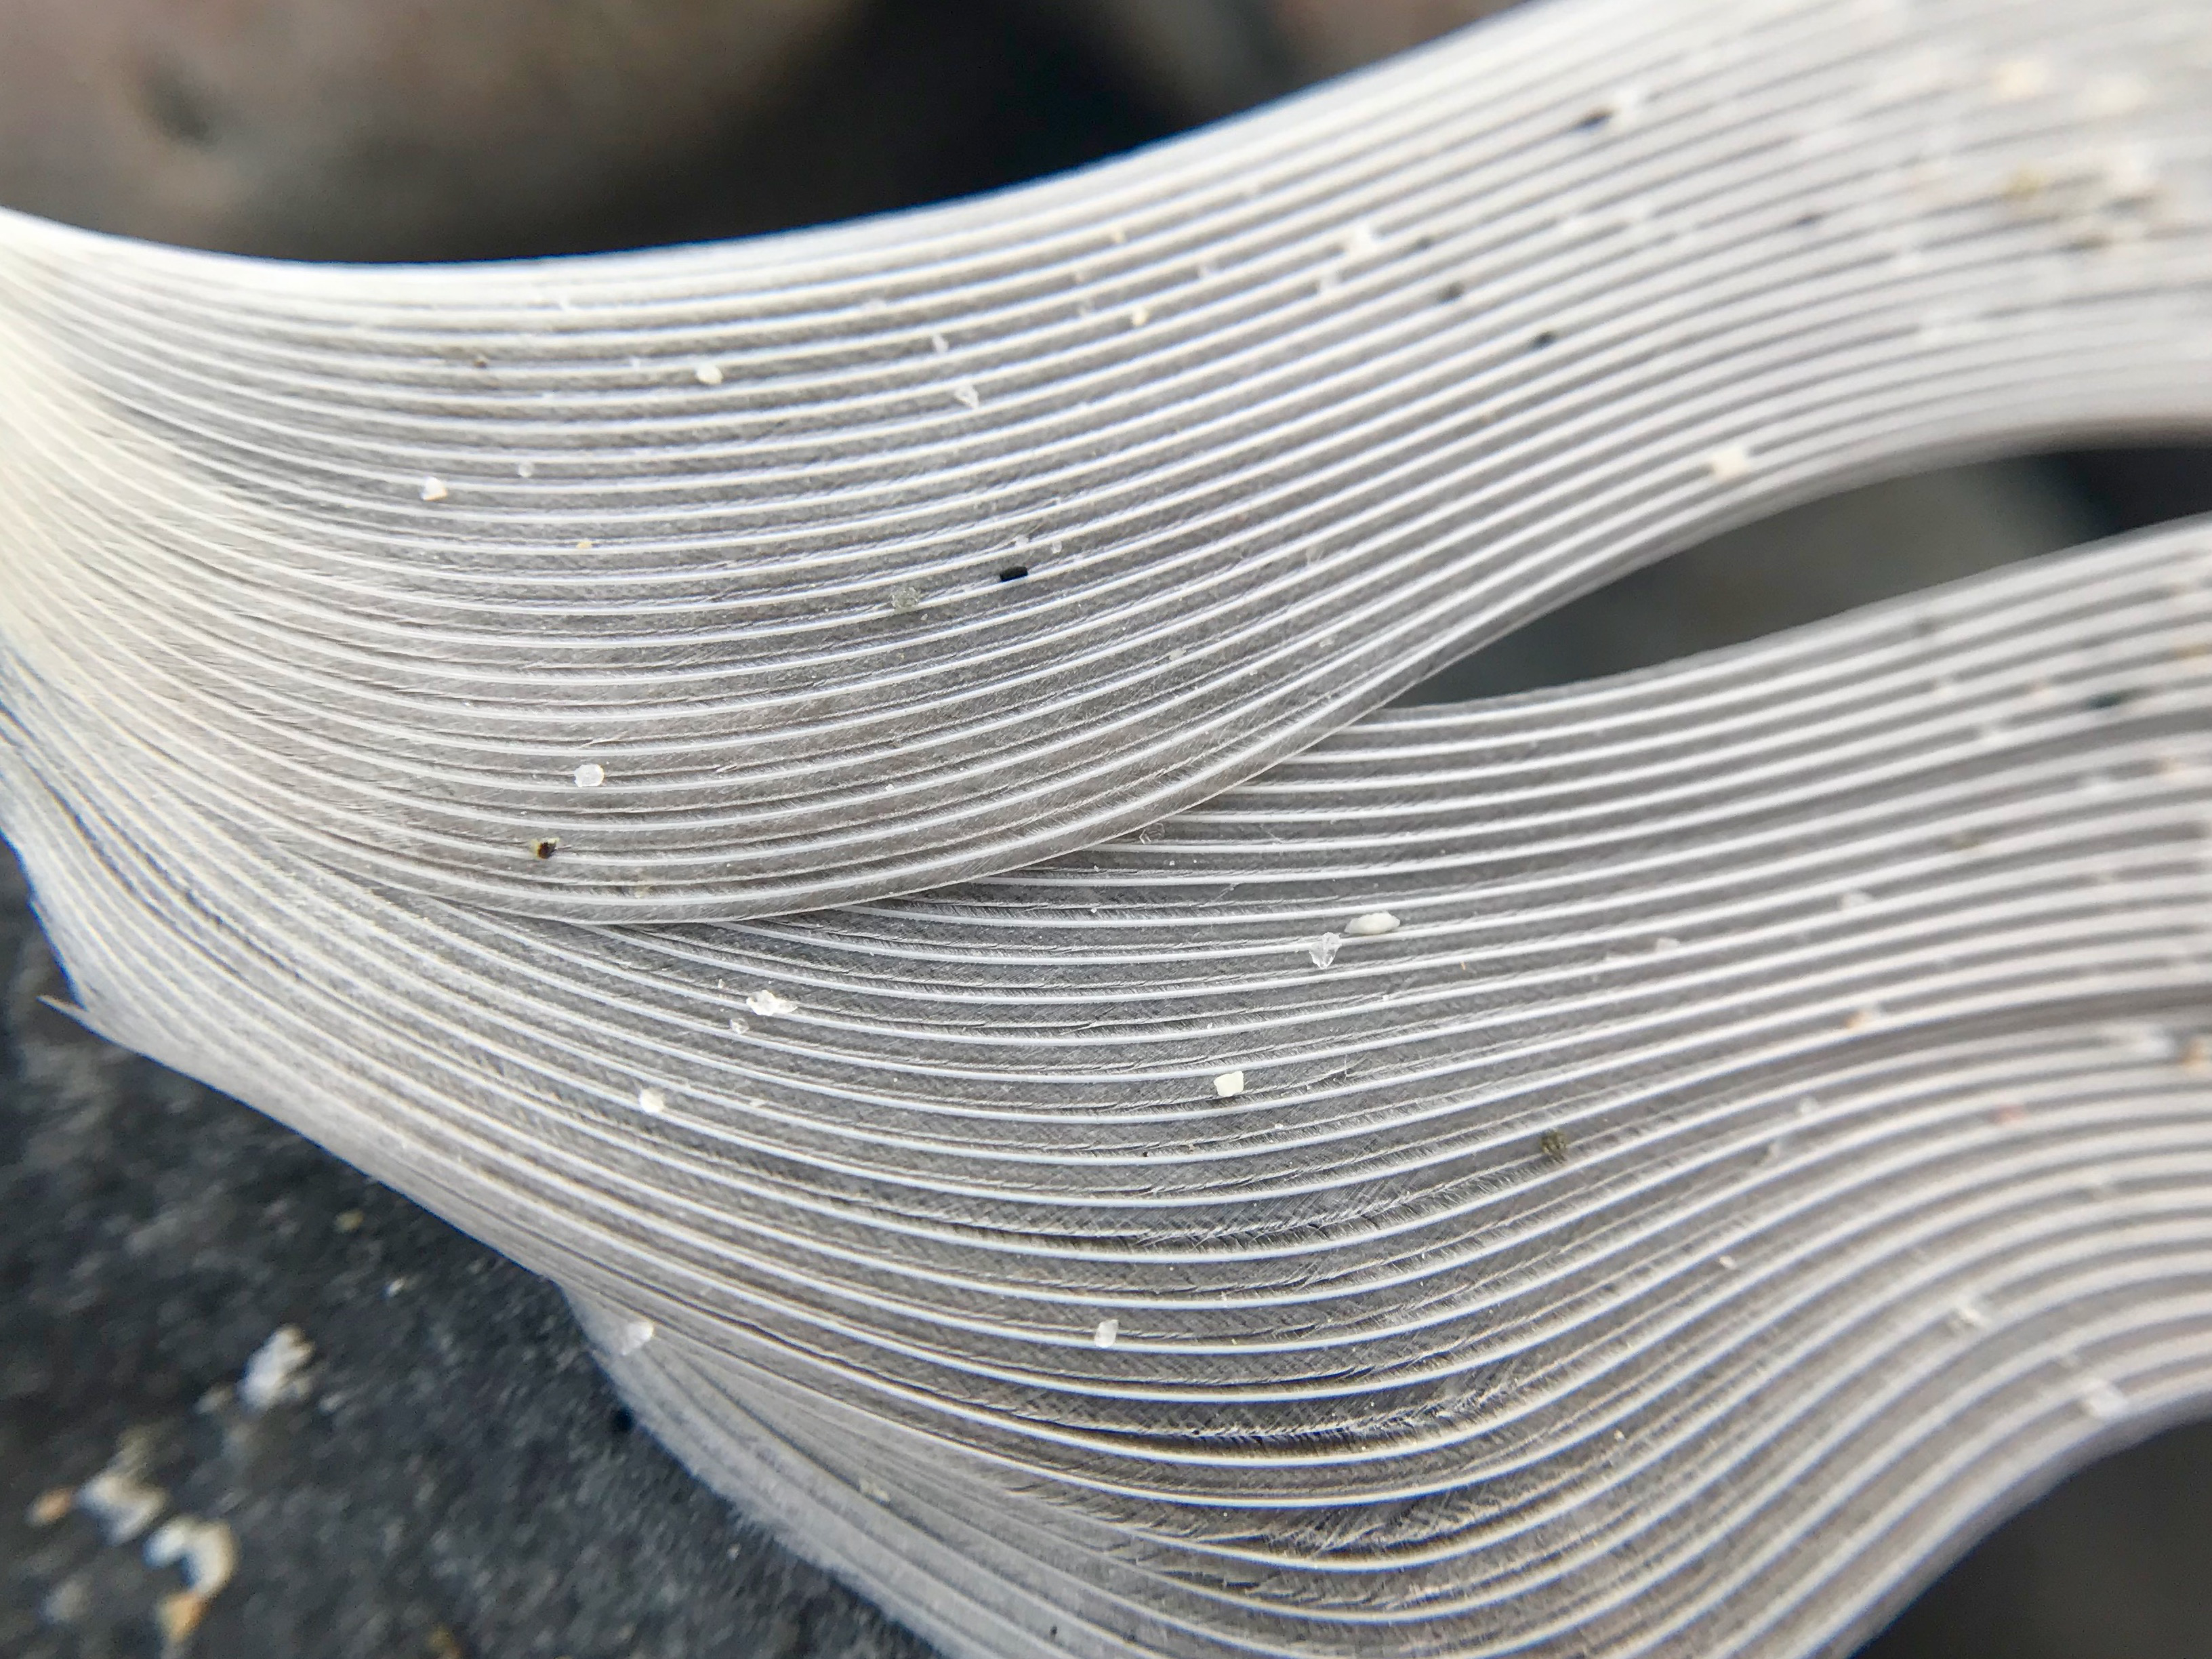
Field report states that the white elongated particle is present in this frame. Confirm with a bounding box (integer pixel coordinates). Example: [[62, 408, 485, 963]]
[[145, 1515, 239, 1595], [238, 1325, 314, 1412], [746, 989, 796, 1017], [615, 1317, 656, 1356], [1212, 1070, 1246, 1100], [1308, 932, 1341, 968], [1707, 443, 1755, 483], [418, 476, 449, 501], [77, 1467, 166, 1545], [636, 1086, 668, 1115], [1094, 1318, 1120, 1349], [695, 362, 724, 386], [1344, 912, 1399, 937]]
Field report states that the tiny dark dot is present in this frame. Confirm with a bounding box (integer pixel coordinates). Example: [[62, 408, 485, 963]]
[[1530, 329, 1559, 351], [608, 1406, 635, 1435], [142, 63, 217, 146], [1572, 108, 1612, 134], [2086, 688, 2139, 712], [1438, 280, 1466, 304], [998, 565, 1029, 583], [1793, 209, 1825, 230], [472, 355, 491, 369], [1539, 1128, 1572, 1165], [531, 838, 558, 860]]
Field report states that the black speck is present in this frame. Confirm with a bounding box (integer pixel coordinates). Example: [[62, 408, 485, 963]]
[[998, 565, 1029, 583], [1412, 233, 1435, 253], [2086, 688, 2139, 712], [1572, 108, 1612, 134], [472, 355, 491, 370], [1530, 329, 1559, 351], [608, 1406, 635, 1435], [142, 62, 217, 146], [1539, 1129, 1572, 1165], [1438, 280, 1465, 304], [1793, 209, 1825, 230], [531, 838, 558, 860]]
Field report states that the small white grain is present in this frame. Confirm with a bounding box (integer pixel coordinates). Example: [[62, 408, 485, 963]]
[[1706, 443, 1754, 483], [1345, 912, 1399, 937], [1212, 1070, 1246, 1100], [573, 762, 606, 788]]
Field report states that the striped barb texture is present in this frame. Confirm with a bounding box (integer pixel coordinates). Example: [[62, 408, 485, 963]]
[[3, 0, 2211, 1655]]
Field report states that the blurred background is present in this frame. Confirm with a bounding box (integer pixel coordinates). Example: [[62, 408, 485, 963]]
[[1, 2, 2209, 1656]]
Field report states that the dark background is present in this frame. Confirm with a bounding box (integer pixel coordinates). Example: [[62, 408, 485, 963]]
[[3, 3, 2210, 1656]]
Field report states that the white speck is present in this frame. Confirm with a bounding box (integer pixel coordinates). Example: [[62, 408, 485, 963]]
[[614, 1317, 656, 1356], [1990, 56, 2051, 102], [636, 1086, 668, 1115], [146, 1516, 237, 1595], [1127, 304, 1150, 329], [2099, 1022, 2177, 1061], [575, 538, 595, 550], [516, 459, 535, 478], [1839, 890, 1870, 910], [1707, 443, 1754, 483], [2078, 73, 2149, 119], [2102, 143, 2159, 204], [77, 1467, 166, 1544], [695, 362, 724, 386], [1212, 1070, 1246, 1100], [1108, 224, 1126, 245], [419, 476, 449, 502], [1951, 1296, 1991, 1331], [1345, 911, 1399, 937], [239, 1325, 315, 1412], [573, 762, 606, 788], [727, 1016, 748, 1036], [1307, 932, 1341, 968], [1846, 1005, 1883, 1031], [1341, 221, 1380, 258], [1716, 1253, 1738, 1270], [1651, 935, 1681, 954], [888, 585, 922, 614], [384, 1277, 408, 1298], [951, 380, 981, 409], [1093, 1317, 1119, 1349], [2078, 1377, 2127, 1420], [746, 989, 796, 1017], [928, 331, 949, 354]]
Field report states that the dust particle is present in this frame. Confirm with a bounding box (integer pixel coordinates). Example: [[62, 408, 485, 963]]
[[1706, 443, 1754, 483], [239, 1325, 314, 1412]]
